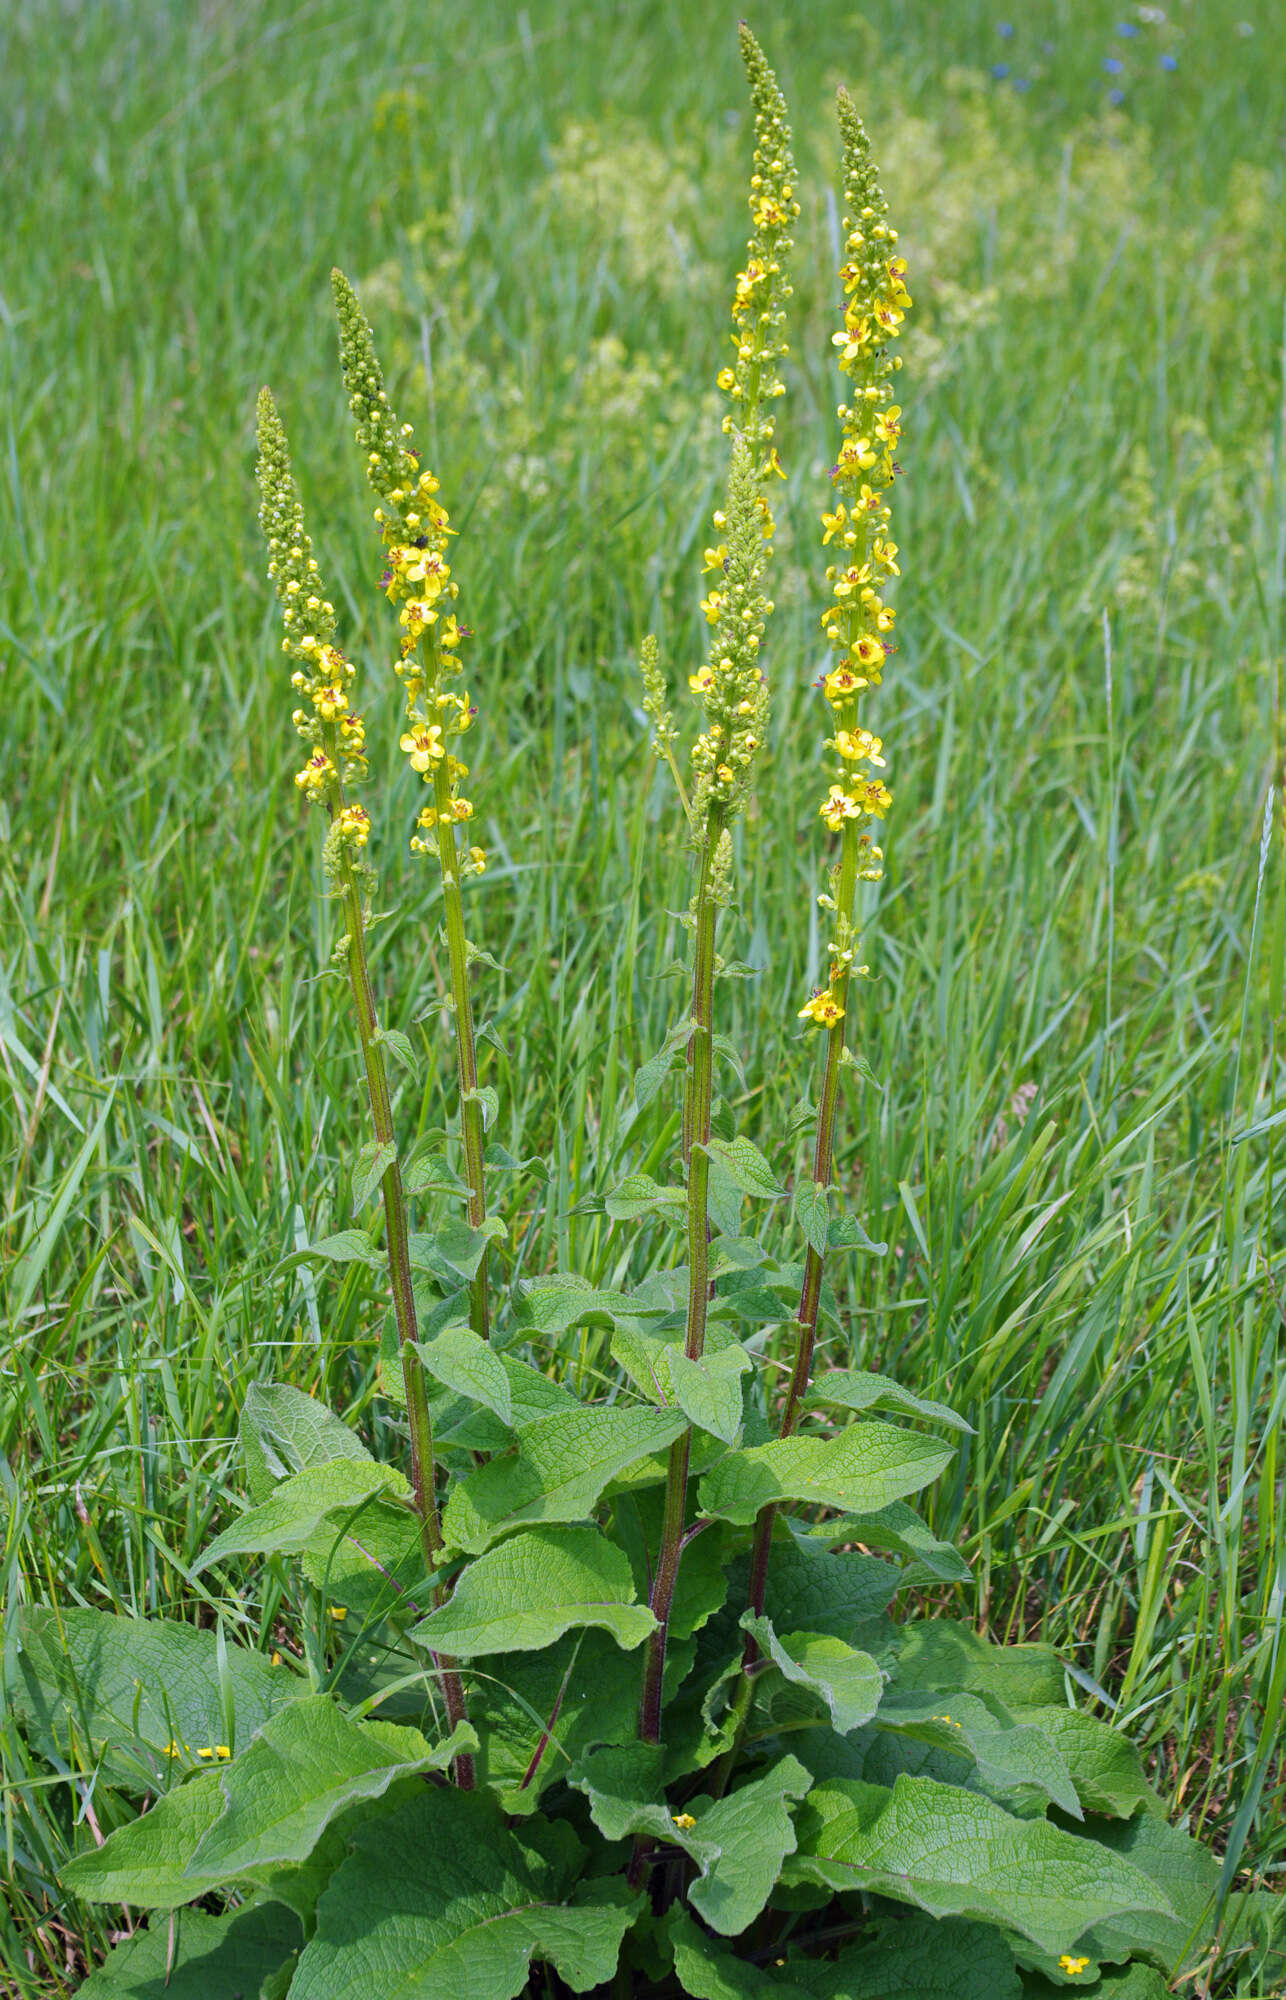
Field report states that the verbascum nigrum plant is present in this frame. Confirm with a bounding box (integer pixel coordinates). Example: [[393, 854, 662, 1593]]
[[28, 33, 1252, 2000]]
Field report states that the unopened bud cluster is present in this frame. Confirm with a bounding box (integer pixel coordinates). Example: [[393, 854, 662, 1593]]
[[690, 438, 771, 835], [256, 388, 371, 854], [800, 94, 909, 1029], [331, 270, 485, 881]]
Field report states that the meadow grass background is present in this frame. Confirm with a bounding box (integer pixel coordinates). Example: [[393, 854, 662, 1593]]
[[2, 0, 1284, 1989]]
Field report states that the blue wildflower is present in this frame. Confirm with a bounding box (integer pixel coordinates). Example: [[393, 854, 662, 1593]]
[[1103, 56, 1124, 73], [1115, 20, 1140, 34], [997, 20, 1015, 36], [990, 61, 1010, 77], [1108, 87, 1126, 104], [1160, 51, 1178, 68]]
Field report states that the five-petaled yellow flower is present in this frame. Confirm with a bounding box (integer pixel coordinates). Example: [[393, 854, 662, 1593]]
[[1058, 1956, 1091, 1976]]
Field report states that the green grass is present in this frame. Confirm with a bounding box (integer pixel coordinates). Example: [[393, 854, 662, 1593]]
[[2, 0, 1284, 1990]]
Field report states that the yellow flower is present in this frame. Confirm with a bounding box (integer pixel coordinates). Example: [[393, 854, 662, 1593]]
[[853, 634, 885, 672], [672, 1812, 697, 1830], [798, 989, 845, 1028], [1058, 1957, 1091, 1976], [835, 728, 885, 766], [699, 591, 724, 626], [400, 724, 444, 772], [703, 544, 729, 574], [335, 803, 371, 846], [821, 504, 847, 545], [820, 784, 863, 831], [196, 1745, 232, 1760], [689, 666, 715, 694], [716, 366, 736, 392], [874, 404, 902, 445], [327, 1605, 348, 1621]]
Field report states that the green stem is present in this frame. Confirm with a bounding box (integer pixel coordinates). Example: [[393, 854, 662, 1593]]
[[432, 756, 490, 1344], [323, 737, 473, 1784], [630, 817, 723, 1883], [745, 814, 863, 1646]]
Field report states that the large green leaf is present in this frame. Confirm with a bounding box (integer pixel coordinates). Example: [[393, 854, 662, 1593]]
[[803, 1501, 972, 1583], [1075, 1809, 1220, 1972], [466, 1629, 642, 1812], [76, 1902, 302, 1999], [1013, 1706, 1155, 1820], [572, 1748, 811, 1936], [10, 1607, 298, 1790], [790, 1775, 1172, 1957], [413, 1324, 512, 1425], [1023, 1968, 1169, 1999], [193, 1459, 410, 1574], [412, 1524, 656, 1657], [757, 1531, 902, 1638], [705, 1135, 787, 1200], [289, 1788, 639, 1999], [892, 1618, 1066, 1708], [797, 1914, 1023, 1998], [240, 1382, 372, 1505], [190, 1699, 475, 1878], [62, 1768, 228, 1908], [669, 1907, 812, 1999], [871, 1689, 1081, 1817], [801, 1368, 971, 1433], [513, 1276, 667, 1333], [443, 1405, 687, 1553], [741, 1614, 884, 1736], [699, 1424, 953, 1527]]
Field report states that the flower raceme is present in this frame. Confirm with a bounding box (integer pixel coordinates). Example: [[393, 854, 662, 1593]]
[[330, 270, 484, 880], [255, 389, 371, 854], [799, 89, 909, 1030]]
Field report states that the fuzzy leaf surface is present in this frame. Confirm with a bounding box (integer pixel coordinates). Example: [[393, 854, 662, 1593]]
[[1075, 1810, 1220, 1971], [757, 1532, 902, 1639], [670, 1344, 751, 1446], [239, 1383, 372, 1506], [189, 1698, 475, 1877], [872, 1689, 1081, 1817], [350, 1139, 397, 1211], [1010, 1706, 1154, 1819], [699, 1425, 954, 1527], [443, 1405, 686, 1552], [804, 1502, 972, 1582], [62, 1768, 228, 1907], [75, 1902, 302, 1999], [706, 1135, 787, 1200], [572, 1749, 810, 1935], [893, 1619, 1066, 1708], [10, 1607, 297, 1790], [802, 1368, 971, 1433], [413, 1325, 512, 1425], [412, 1524, 655, 1656], [289, 1787, 638, 2000], [791, 1775, 1172, 1956], [193, 1459, 409, 1574], [281, 1229, 380, 1269], [742, 1614, 883, 1735], [604, 1172, 687, 1223], [513, 1276, 666, 1335]]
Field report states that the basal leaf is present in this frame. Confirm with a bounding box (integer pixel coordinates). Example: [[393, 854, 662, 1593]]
[[671, 1344, 750, 1446], [872, 1689, 1082, 1817], [466, 1629, 641, 1813], [76, 1902, 302, 1999], [892, 1619, 1066, 1709], [411, 1524, 656, 1656], [758, 1530, 903, 1639], [804, 1501, 972, 1583], [790, 1775, 1172, 1957], [289, 1787, 639, 2000], [239, 1383, 372, 1507], [741, 1614, 884, 1735], [443, 1404, 686, 1553], [699, 1424, 954, 1527], [62, 1768, 228, 1907], [706, 1135, 787, 1200], [572, 1750, 811, 1936], [669, 1908, 812, 1999], [1075, 1809, 1221, 1972], [413, 1324, 512, 1425], [797, 1914, 1023, 1999], [1014, 1706, 1155, 1820], [193, 1459, 410, 1575], [11, 1607, 298, 1791], [189, 1698, 475, 1878], [802, 1368, 971, 1433]]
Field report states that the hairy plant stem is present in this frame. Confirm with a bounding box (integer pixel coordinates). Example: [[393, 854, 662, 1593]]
[[325, 742, 474, 1785], [628, 817, 722, 1886], [744, 818, 863, 1656], [431, 751, 490, 1344]]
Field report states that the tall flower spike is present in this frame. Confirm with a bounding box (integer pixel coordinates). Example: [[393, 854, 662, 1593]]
[[330, 270, 493, 1346], [256, 389, 370, 833], [690, 435, 772, 838], [802, 85, 910, 1030], [255, 389, 473, 1782]]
